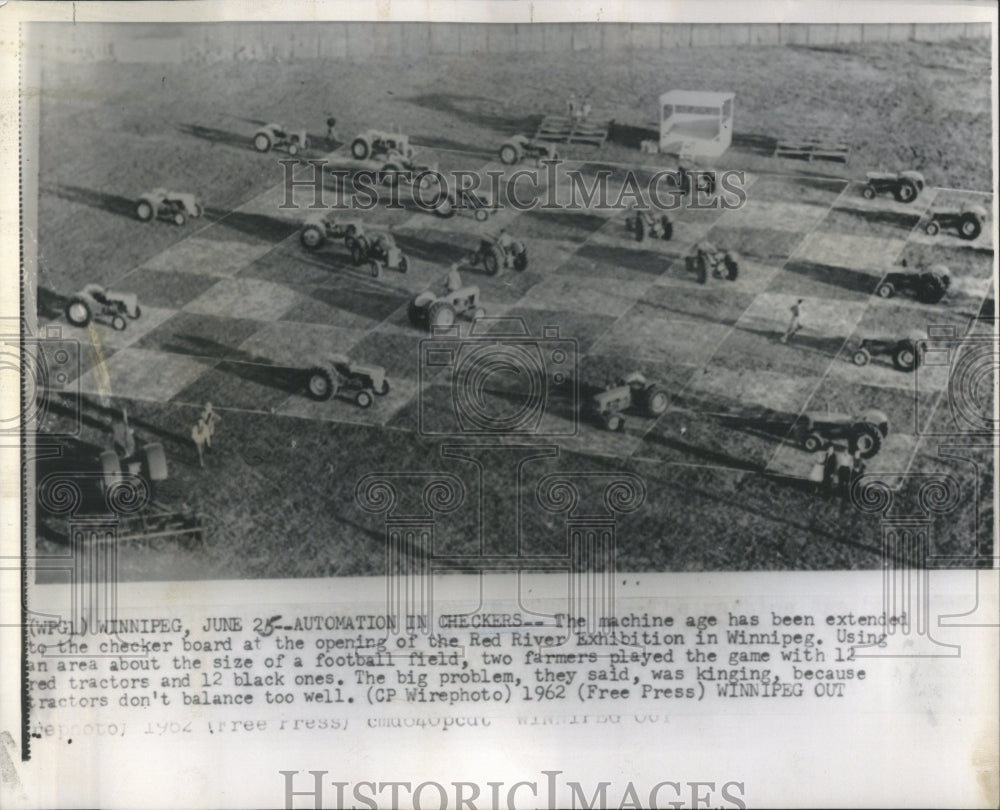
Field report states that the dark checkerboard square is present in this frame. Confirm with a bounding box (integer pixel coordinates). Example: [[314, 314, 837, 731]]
[[134, 311, 266, 360]]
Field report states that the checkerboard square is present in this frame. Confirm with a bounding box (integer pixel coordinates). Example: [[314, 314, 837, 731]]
[[134, 311, 267, 360], [119, 267, 227, 310], [184, 278, 303, 321], [76, 347, 214, 402], [795, 231, 906, 272], [519, 275, 637, 317], [591, 309, 733, 367], [140, 237, 275, 278], [238, 321, 367, 368], [736, 292, 869, 340], [720, 199, 831, 233], [172, 363, 301, 411]]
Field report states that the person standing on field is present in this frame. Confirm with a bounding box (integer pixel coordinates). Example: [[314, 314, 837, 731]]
[[781, 299, 805, 343]]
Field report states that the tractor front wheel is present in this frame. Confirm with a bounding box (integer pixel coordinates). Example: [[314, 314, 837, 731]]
[[300, 225, 325, 250], [135, 201, 154, 222], [433, 194, 455, 218], [351, 138, 370, 160], [695, 256, 708, 285], [605, 413, 624, 432], [634, 216, 646, 243], [892, 342, 917, 372], [660, 215, 673, 241], [803, 432, 825, 454], [173, 211, 187, 227], [852, 348, 871, 367], [65, 297, 92, 327], [111, 315, 127, 332], [924, 220, 940, 236], [474, 208, 490, 222], [724, 253, 739, 281], [253, 133, 272, 153], [350, 241, 367, 266], [397, 256, 408, 274], [499, 144, 520, 165], [862, 185, 877, 200], [960, 214, 982, 240], [288, 143, 299, 157], [369, 261, 383, 279], [876, 281, 895, 299], [354, 390, 374, 409], [305, 367, 336, 401]]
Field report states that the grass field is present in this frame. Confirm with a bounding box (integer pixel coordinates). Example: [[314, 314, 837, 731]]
[[32, 38, 995, 580]]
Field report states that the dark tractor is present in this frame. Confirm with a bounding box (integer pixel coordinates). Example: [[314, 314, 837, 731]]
[[797, 409, 890, 459], [924, 205, 987, 241], [685, 243, 739, 284], [851, 331, 925, 372], [467, 233, 528, 276], [861, 171, 925, 203], [876, 263, 951, 304], [586, 372, 669, 432], [625, 209, 673, 243], [304, 354, 390, 409]]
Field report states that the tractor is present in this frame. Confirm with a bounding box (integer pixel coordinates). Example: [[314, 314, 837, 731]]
[[253, 123, 310, 156], [861, 171, 925, 203], [467, 232, 528, 276], [625, 208, 673, 243], [379, 150, 440, 190], [875, 262, 951, 304], [498, 135, 559, 166], [586, 372, 669, 431], [135, 189, 203, 226], [431, 190, 497, 221], [924, 204, 987, 241], [351, 129, 412, 162], [851, 330, 925, 372], [299, 215, 367, 252], [349, 231, 409, 278], [684, 243, 739, 284], [64, 284, 142, 331], [796, 409, 889, 459], [304, 354, 390, 408], [408, 286, 485, 330]]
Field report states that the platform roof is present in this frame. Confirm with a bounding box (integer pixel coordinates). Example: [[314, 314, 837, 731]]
[[659, 90, 734, 106]]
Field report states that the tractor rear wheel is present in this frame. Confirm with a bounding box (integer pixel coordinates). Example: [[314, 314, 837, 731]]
[[354, 389, 374, 409], [959, 214, 982, 240], [639, 385, 669, 417], [634, 216, 645, 242], [862, 185, 877, 200], [876, 281, 895, 299], [65, 297, 92, 327], [428, 301, 456, 329], [143, 443, 168, 482], [924, 220, 940, 236], [724, 253, 739, 281], [305, 367, 336, 401], [513, 245, 528, 272], [696, 256, 708, 285], [300, 225, 325, 250], [918, 276, 947, 304], [397, 256, 408, 274], [803, 432, 825, 453], [892, 342, 917, 372], [852, 348, 871, 367], [135, 201, 154, 222], [659, 215, 673, 241], [895, 181, 918, 203], [351, 138, 370, 160], [369, 261, 383, 279], [350, 241, 367, 266], [253, 132, 272, 153], [851, 423, 883, 459], [499, 144, 520, 165], [483, 245, 503, 277]]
